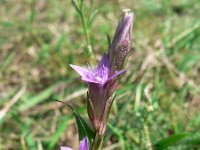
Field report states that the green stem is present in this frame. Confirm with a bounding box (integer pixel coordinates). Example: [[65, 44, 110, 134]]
[[79, 3, 94, 57], [90, 133, 104, 150], [80, 10, 90, 45]]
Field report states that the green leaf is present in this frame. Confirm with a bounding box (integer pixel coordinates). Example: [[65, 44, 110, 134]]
[[70, 106, 94, 144], [57, 101, 94, 144], [87, 9, 99, 28], [0, 52, 15, 72], [71, 0, 80, 14], [18, 82, 64, 112], [0, 21, 14, 27], [107, 123, 127, 149], [106, 34, 111, 49], [38, 44, 49, 62], [180, 132, 200, 148], [53, 33, 66, 52], [154, 133, 191, 150]]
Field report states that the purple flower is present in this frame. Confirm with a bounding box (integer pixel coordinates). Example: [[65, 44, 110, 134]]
[[70, 54, 124, 87], [70, 54, 124, 136], [61, 137, 88, 150]]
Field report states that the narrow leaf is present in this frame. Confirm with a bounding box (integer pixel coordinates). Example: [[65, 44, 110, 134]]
[[69, 106, 94, 144], [87, 9, 99, 28], [56, 101, 94, 144], [54, 32, 66, 52], [18, 82, 64, 112], [154, 133, 191, 150], [71, 0, 80, 14], [107, 34, 111, 50]]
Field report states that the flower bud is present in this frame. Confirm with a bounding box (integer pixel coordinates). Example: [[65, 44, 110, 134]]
[[108, 9, 134, 75]]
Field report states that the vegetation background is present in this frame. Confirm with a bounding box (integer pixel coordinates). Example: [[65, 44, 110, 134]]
[[0, 0, 200, 149]]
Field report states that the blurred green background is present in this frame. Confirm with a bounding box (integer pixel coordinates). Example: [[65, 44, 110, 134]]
[[0, 0, 200, 149]]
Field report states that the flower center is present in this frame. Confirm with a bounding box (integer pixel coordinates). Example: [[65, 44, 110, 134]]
[[95, 76, 103, 82]]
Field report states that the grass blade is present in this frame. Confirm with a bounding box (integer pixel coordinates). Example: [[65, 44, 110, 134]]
[[154, 133, 191, 150]]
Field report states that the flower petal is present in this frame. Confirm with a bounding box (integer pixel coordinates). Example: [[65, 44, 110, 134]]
[[60, 146, 73, 150], [79, 137, 89, 150], [82, 77, 101, 84], [70, 64, 88, 78], [97, 53, 110, 69], [109, 69, 125, 80]]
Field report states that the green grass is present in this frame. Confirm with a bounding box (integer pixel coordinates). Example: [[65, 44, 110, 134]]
[[0, 0, 200, 149]]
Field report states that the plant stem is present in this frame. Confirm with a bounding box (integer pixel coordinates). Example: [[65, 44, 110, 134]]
[[79, 2, 94, 58], [90, 133, 104, 150]]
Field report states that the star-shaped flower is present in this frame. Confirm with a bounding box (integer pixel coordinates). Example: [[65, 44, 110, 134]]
[[70, 54, 125, 87]]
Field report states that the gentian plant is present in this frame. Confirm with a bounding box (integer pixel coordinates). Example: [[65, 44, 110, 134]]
[[61, 9, 134, 150], [70, 54, 125, 135]]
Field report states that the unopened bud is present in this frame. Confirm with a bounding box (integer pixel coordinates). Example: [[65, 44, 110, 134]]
[[108, 9, 134, 75]]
